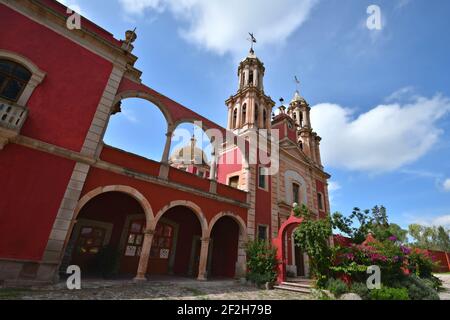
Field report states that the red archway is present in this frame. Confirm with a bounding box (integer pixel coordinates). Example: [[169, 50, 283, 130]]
[[272, 214, 303, 283]]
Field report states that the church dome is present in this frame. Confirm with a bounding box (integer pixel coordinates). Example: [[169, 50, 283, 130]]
[[169, 136, 210, 167]]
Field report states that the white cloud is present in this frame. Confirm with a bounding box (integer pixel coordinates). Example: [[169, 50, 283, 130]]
[[328, 181, 341, 192], [310, 93, 450, 172], [409, 214, 450, 228], [443, 179, 450, 192], [118, 0, 319, 56], [121, 108, 139, 123]]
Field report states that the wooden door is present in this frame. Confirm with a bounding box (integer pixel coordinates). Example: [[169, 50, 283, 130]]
[[120, 218, 146, 275], [147, 222, 175, 275], [71, 226, 107, 273], [295, 246, 305, 277]]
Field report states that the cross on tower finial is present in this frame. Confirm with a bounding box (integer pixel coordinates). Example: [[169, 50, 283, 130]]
[[294, 75, 300, 92], [247, 32, 257, 53]]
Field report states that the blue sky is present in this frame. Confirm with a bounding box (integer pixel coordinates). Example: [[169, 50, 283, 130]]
[[59, 0, 450, 230]]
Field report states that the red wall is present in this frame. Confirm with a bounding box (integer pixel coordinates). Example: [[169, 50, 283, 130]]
[[0, 144, 74, 260], [82, 167, 248, 225], [217, 148, 243, 185], [0, 4, 112, 152]]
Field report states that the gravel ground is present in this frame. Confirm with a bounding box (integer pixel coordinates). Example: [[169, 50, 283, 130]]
[[436, 274, 450, 300], [0, 278, 312, 300]]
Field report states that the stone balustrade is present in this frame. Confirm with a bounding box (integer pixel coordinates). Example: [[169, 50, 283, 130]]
[[0, 100, 28, 149]]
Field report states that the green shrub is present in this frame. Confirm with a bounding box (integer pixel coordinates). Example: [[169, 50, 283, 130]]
[[245, 240, 278, 285], [408, 251, 436, 278], [326, 278, 349, 298], [369, 286, 409, 300], [396, 275, 440, 300], [350, 282, 370, 300]]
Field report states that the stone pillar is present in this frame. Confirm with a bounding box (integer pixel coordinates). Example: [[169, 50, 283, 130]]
[[134, 229, 155, 281], [161, 128, 174, 163], [235, 232, 247, 278], [209, 151, 217, 180], [227, 107, 233, 130], [315, 137, 322, 166], [197, 237, 211, 281]]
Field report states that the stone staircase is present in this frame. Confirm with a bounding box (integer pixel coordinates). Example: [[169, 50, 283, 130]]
[[274, 278, 313, 294]]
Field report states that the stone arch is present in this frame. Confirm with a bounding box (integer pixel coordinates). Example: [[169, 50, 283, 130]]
[[273, 214, 304, 283], [113, 90, 174, 126], [152, 200, 208, 237], [207, 211, 247, 241], [284, 170, 308, 206], [207, 211, 248, 278], [0, 49, 46, 106], [74, 185, 154, 228]]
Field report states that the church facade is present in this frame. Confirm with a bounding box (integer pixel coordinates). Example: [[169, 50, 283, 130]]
[[0, 0, 330, 285]]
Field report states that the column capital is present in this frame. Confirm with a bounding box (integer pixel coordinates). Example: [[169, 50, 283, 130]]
[[144, 229, 155, 235], [201, 237, 211, 243]]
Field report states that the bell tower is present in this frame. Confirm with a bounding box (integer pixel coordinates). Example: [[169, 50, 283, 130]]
[[226, 48, 275, 134], [288, 89, 323, 167]]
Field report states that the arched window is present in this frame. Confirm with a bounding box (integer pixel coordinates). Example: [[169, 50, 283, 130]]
[[0, 60, 32, 102], [242, 104, 247, 124], [254, 103, 259, 123], [232, 108, 238, 128], [248, 71, 254, 86]]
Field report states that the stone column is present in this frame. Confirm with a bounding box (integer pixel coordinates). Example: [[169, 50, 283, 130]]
[[209, 151, 217, 180], [161, 128, 174, 163], [227, 107, 233, 130], [197, 237, 211, 281], [134, 229, 155, 281]]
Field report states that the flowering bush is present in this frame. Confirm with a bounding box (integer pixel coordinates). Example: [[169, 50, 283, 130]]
[[245, 240, 278, 286]]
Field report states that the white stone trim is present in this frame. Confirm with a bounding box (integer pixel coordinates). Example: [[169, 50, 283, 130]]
[[0, 49, 46, 106]]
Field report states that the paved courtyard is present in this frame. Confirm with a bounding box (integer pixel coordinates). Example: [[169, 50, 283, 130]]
[[0, 277, 312, 300], [1, 274, 449, 300]]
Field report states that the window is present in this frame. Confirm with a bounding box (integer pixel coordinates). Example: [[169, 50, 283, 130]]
[[228, 175, 240, 188], [258, 166, 267, 189], [242, 104, 247, 124], [254, 104, 259, 123], [292, 183, 300, 204], [0, 60, 31, 102], [232, 108, 237, 128], [258, 225, 268, 242], [299, 140, 303, 150], [249, 71, 254, 86], [318, 192, 324, 211]]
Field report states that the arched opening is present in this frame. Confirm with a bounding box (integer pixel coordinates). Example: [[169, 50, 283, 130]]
[[61, 191, 149, 278], [103, 98, 168, 161], [148, 205, 203, 277], [242, 103, 247, 125], [209, 216, 240, 278], [169, 122, 212, 178], [233, 108, 237, 128], [254, 103, 259, 124]]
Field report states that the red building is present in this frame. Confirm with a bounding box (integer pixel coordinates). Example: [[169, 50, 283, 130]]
[[0, 0, 330, 285]]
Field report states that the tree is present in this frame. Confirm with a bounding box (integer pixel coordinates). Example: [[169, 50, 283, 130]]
[[332, 205, 407, 244], [408, 224, 450, 251], [293, 204, 333, 284]]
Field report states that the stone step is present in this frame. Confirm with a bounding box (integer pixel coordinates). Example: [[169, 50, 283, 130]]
[[274, 284, 312, 294], [286, 277, 313, 284], [281, 281, 312, 289]]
